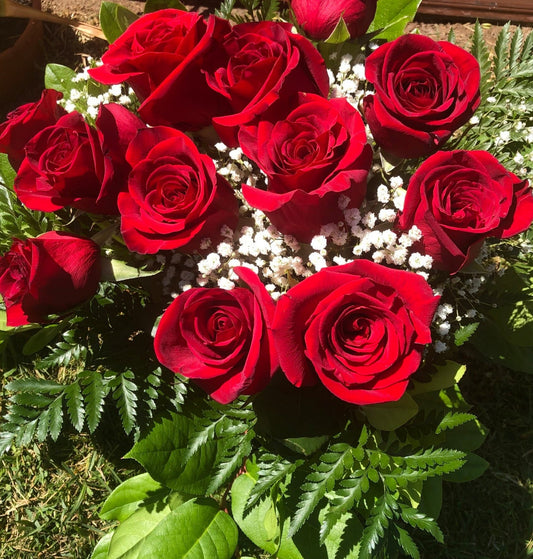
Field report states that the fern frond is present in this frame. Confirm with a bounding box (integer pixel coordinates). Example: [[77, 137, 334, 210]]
[[358, 494, 397, 559], [247, 454, 304, 511], [214, 0, 236, 19], [80, 370, 109, 433], [494, 22, 511, 85], [470, 21, 492, 99], [320, 474, 367, 544], [289, 443, 353, 537], [435, 412, 476, 434], [64, 382, 85, 432], [394, 526, 420, 559], [108, 370, 138, 435], [399, 504, 444, 543], [508, 26, 523, 74]]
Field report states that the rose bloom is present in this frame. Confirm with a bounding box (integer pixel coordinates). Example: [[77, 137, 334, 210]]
[[0, 89, 66, 170], [14, 104, 143, 215], [363, 35, 480, 159], [118, 126, 238, 254], [205, 20, 329, 146], [291, 0, 377, 41], [399, 150, 533, 273], [240, 92, 372, 242], [89, 9, 231, 130], [272, 260, 439, 405], [0, 232, 101, 327], [154, 267, 278, 404]]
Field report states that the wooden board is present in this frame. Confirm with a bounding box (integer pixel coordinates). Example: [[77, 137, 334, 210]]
[[417, 0, 533, 24]]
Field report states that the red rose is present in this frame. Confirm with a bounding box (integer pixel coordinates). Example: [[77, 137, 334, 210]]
[[272, 260, 439, 405], [14, 104, 143, 215], [205, 20, 329, 146], [89, 10, 231, 130], [0, 232, 101, 327], [398, 150, 533, 273], [363, 35, 480, 159], [0, 89, 66, 170], [240, 92, 372, 242], [291, 0, 377, 41], [118, 126, 238, 254], [154, 267, 278, 404]]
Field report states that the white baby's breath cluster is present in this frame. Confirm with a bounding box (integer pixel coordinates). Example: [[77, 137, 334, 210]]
[[328, 53, 367, 109], [57, 58, 137, 119], [160, 147, 438, 301]]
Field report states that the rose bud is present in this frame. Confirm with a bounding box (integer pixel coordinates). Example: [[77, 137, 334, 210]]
[[290, 0, 378, 41], [0, 232, 101, 326]]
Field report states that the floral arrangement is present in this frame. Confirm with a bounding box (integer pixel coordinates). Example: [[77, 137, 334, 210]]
[[1, 0, 533, 557]]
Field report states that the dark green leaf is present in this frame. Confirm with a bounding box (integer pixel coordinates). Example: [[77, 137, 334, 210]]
[[144, 0, 186, 12], [99, 1, 139, 43], [44, 63, 77, 95]]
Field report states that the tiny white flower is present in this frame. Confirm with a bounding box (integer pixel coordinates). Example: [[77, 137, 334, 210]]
[[69, 88, 81, 101], [217, 242, 233, 257], [87, 106, 99, 119], [180, 281, 194, 291], [215, 142, 228, 152], [119, 95, 131, 105], [217, 277, 235, 290], [438, 322, 451, 336], [409, 252, 426, 269], [327, 69, 335, 86], [392, 190, 406, 211], [109, 84, 123, 97], [487, 96, 497, 103], [311, 235, 327, 251], [514, 152, 525, 165], [337, 194, 350, 210], [378, 208, 397, 223], [469, 115, 480, 125], [309, 252, 327, 271], [362, 212, 376, 229], [200, 238, 212, 250], [64, 100, 76, 113], [408, 225, 423, 241], [434, 340, 448, 353], [377, 184, 390, 203], [352, 63, 365, 81], [220, 224, 234, 238], [333, 255, 348, 266], [229, 147, 243, 161], [341, 79, 357, 94], [331, 229, 348, 246], [390, 176, 404, 189]]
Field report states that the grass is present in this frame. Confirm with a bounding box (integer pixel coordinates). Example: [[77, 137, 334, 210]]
[[0, 431, 136, 558], [0, 359, 531, 558]]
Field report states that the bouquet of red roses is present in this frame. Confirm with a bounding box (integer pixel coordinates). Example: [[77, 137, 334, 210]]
[[1, 0, 532, 557]]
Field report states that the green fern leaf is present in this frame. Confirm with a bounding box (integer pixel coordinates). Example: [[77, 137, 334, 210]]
[[399, 505, 444, 543], [80, 370, 109, 433], [470, 21, 492, 99], [38, 339, 87, 370], [358, 494, 396, 559], [207, 428, 254, 494], [508, 27, 523, 74], [454, 322, 479, 346], [260, 0, 279, 20], [494, 22, 511, 85], [289, 443, 353, 537], [182, 410, 227, 462], [6, 378, 64, 394], [395, 526, 420, 559], [109, 370, 138, 435], [520, 28, 533, 64], [246, 454, 304, 511], [214, 0, 236, 18], [435, 412, 476, 434], [48, 395, 64, 441], [64, 382, 85, 432], [320, 474, 366, 544], [402, 448, 466, 470]]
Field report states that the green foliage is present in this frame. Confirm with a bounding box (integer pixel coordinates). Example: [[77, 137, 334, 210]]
[[144, 0, 186, 13], [99, 1, 139, 43], [0, 154, 57, 252], [453, 24, 533, 174], [367, 0, 423, 41]]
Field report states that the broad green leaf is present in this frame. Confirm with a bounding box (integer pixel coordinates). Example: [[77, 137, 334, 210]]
[[444, 419, 488, 452], [443, 453, 489, 482], [0, 153, 15, 188], [126, 412, 220, 495], [232, 472, 304, 559], [362, 392, 418, 431], [101, 258, 162, 282], [100, 473, 170, 522], [280, 435, 330, 456], [109, 497, 237, 559], [99, 2, 139, 43], [324, 16, 350, 44], [22, 323, 62, 355], [418, 477, 443, 521], [367, 0, 422, 40], [91, 532, 114, 559], [44, 63, 77, 96], [144, 0, 186, 12], [410, 361, 466, 394]]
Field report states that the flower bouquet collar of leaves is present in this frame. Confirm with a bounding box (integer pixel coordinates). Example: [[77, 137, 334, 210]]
[[1, 0, 533, 558]]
